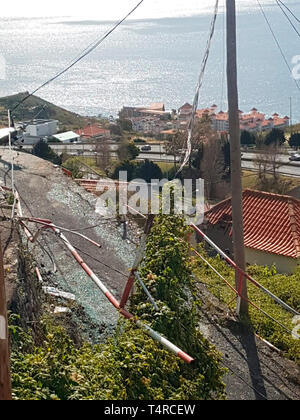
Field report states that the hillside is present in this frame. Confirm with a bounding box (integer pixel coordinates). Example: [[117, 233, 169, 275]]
[[0, 92, 98, 131]]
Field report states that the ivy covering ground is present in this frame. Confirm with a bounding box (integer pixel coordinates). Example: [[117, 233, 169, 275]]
[[10, 215, 226, 400], [192, 247, 300, 364]]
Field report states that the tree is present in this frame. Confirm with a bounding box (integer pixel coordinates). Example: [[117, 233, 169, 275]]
[[253, 144, 292, 193], [201, 135, 224, 199], [118, 119, 133, 132], [32, 140, 61, 165], [110, 160, 137, 181], [117, 141, 140, 161], [222, 137, 231, 175], [109, 124, 121, 137], [289, 133, 300, 150], [254, 144, 282, 181], [95, 141, 111, 171], [164, 130, 185, 170], [265, 128, 286, 147], [134, 159, 163, 183], [62, 157, 83, 179], [240, 130, 256, 146]]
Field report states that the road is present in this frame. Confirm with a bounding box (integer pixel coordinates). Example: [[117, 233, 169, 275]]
[[4, 143, 300, 176], [242, 160, 300, 177]]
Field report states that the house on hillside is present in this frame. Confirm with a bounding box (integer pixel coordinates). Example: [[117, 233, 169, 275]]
[[19, 119, 59, 137], [75, 125, 110, 140], [198, 189, 300, 274], [52, 131, 80, 143], [178, 103, 193, 120]]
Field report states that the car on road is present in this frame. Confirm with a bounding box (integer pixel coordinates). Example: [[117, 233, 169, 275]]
[[289, 153, 300, 162], [141, 145, 152, 151]]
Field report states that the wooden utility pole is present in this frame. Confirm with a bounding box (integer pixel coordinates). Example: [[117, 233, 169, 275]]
[[0, 235, 12, 400], [226, 0, 248, 316]]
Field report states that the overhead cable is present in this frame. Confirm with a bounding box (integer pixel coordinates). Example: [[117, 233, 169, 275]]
[[256, 0, 300, 94], [12, 0, 145, 113], [177, 0, 219, 175]]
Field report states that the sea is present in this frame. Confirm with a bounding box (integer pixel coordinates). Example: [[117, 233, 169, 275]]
[[0, 0, 300, 121]]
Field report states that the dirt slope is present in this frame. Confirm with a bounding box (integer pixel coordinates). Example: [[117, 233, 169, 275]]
[[0, 149, 141, 340]]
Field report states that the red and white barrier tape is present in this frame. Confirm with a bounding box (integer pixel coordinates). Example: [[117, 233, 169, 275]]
[[191, 224, 300, 317], [27, 217, 194, 364]]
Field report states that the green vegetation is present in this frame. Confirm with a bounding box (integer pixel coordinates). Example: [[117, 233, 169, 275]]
[[130, 215, 226, 399], [10, 215, 226, 400], [289, 132, 300, 150], [0, 92, 97, 131], [264, 128, 286, 147], [110, 159, 163, 182], [241, 130, 256, 146], [62, 157, 84, 179], [117, 141, 140, 161], [12, 318, 216, 400], [192, 247, 300, 364], [242, 170, 299, 194], [32, 140, 61, 165]]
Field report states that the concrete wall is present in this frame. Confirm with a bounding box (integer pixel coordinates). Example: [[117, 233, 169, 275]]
[[245, 248, 299, 274], [27, 121, 58, 137], [196, 223, 299, 274]]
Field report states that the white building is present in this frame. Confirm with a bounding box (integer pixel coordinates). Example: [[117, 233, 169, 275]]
[[24, 119, 58, 137], [52, 131, 80, 143]]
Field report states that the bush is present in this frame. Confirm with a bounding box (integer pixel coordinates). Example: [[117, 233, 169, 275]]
[[110, 160, 138, 181], [32, 140, 61, 165], [265, 128, 286, 146], [11, 316, 225, 400], [63, 157, 83, 179], [193, 250, 300, 364], [111, 160, 163, 183], [134, 159, 163, 183], [130, 215, 226, 399], [10, 216, 226, 400]]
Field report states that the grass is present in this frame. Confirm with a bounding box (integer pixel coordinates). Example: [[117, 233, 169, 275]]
[[242, 170, 299, 193], [192, 249, 300, 364], [0, 92, 97, 130], [76, 157, 106, 176], [156, 162, 175, 173]]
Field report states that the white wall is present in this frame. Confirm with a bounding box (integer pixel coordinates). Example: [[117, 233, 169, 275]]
[[245, 248, 299, 274], [26, 121, 58, 137]]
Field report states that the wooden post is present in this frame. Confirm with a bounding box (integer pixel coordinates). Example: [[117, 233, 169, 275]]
[[226, 0, 248, 316], [0, 235, 12, 400]]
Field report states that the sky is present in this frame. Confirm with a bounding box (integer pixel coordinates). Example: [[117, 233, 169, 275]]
[[1, 0, 278, 20]]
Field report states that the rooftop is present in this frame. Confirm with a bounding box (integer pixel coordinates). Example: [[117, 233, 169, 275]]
[[204, 189, 300, 259], [76, 125, 110, 138], [53, 131, 80, 142]]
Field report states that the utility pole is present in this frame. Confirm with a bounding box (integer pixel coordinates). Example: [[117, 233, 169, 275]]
[[226, 0, 248, 316], [0, 235, 12, 400], [290, 96, 293, 129]]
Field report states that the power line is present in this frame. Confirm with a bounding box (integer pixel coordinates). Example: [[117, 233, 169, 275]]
[[11, 0, 145, 113], [220, 0, 227, 111], [277, 0, 300, 24], [275, 0, 300, 38], [256, 0, 300, 94], [177, 0, 220, 174]]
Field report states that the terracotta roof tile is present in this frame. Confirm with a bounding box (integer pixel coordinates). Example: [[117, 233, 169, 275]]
[[204, 189, 300, 259], [76, 125, 110, 138]]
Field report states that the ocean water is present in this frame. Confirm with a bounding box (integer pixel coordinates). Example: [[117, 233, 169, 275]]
[[0, 1, 300, 121]]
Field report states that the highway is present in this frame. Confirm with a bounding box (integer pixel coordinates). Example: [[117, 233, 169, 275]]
[[4, 143, 300, 177]]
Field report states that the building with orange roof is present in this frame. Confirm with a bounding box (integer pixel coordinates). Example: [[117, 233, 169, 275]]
[[76, 124, 110, 139], [199, 189, 300, 273]]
